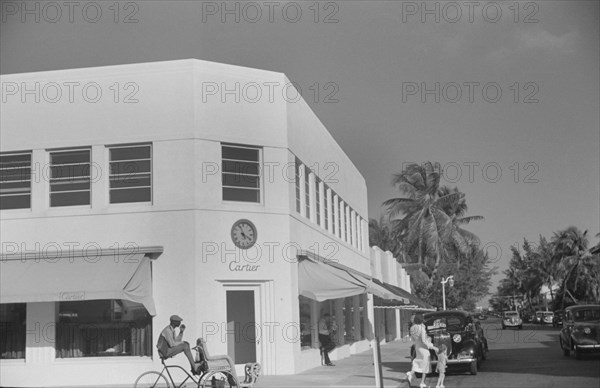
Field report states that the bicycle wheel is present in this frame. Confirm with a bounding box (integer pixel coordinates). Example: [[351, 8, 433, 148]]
[[201, 371, 237, 388], [134, 371, 171, 388]]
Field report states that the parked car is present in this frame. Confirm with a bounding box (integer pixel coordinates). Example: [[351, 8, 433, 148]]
[[522, 313, 533, 323], [542, 311, 554, 325], [534, 311, 544, 324], [410, 310, 488, 375], [559, 304, 600, 360], [553, 310, 565, 328], [502, 311, 523, 330]]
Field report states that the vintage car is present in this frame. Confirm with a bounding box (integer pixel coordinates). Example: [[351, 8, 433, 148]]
[[542, 311, 554, 325], [560, 304, 600, 360], [552, 310, 565, 328], [502, 311, 523, 330], [534, 310, 544, 324], [410, 311, 488, 375]]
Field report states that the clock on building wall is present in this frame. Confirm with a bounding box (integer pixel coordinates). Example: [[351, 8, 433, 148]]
[[231, 219, 257, 249]]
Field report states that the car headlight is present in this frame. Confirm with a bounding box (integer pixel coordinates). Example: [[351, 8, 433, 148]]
[[453, 334, 462, 343], [584, 327, 591, 334]]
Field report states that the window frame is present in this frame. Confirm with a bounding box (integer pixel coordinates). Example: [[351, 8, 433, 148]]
[[48, 148, 92, 208], [221, 143, 262, 204], [0, 151, 32, 211], [107, 143, 153, 205]]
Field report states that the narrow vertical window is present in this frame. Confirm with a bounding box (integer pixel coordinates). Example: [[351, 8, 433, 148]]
[[109, 144, 152, 204], [50, 149, 91, 207], [222, 144, 261, 203], [324, 185, 329, 231], [315, 177, 321, 226], [304, 167, 310, 218], [0, 152, 31, 210], [295, 159, 301, 213]]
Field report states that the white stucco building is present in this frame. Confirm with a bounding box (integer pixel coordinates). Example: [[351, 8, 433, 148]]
[[0, 60, 424, 387]]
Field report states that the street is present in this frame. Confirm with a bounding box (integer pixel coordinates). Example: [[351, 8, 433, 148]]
[[402, 317, 600, 388]]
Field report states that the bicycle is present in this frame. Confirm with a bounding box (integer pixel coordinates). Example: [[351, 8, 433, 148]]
[[134, 339, 261, 388]]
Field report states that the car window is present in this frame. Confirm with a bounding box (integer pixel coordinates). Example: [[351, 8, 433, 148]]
[[573, 309, 600, 322], [425, 315, 465, 331]]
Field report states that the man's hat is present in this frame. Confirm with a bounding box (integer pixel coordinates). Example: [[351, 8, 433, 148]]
[[170, 315, 183, 322]]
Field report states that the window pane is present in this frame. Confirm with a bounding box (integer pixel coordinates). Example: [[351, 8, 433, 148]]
[[223, 187, 260, 202], [110, 146, 151, 161], [0, 303, 26, 359], [51, 150, 90, 165], [110, 188, 152, 204], [295, 160, 301, 213], [222, 160, 259, 175], [0, 153, 31, 210], [109, 145, 151, 204], [222, 173, 260, 188], [222, 146, 259, 162], [50, 181, 90, 192], [51, 191, 90, 207], [110, 160, 151, 175], [110, 174, 151, 188], [56, 299, 152, 358], [0, 195, 30, 210]]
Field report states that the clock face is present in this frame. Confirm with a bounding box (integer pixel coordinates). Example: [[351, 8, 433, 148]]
[[231, 219, 257, 249]]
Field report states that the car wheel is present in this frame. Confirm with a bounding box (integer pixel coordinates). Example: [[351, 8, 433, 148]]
[[470, 360, 478, 375], [502, 325, 505, 330], [518, 325, 522, 330], [575, 347, 582, 360]]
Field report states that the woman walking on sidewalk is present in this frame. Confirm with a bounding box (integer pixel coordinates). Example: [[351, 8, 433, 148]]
[[406, 314, 438, 388]]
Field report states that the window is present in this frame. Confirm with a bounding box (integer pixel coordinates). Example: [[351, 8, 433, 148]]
[[50, 149, 91, 207], [109, 144, 152, 204], [324, 185, 329, 230], [304, 167, 310, 218], [0, 152, 31, 210], [299, 296, 312, 349], [222, 144, 260, 203], [295, 159, 301, 213], [0, 303, 26, 359], [315, 177, 321, 226], [56, 299, 152, 358]]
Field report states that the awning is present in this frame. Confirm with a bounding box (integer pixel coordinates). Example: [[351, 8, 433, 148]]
[[0, 246, 163, 316], [297, 251, 404, 302], [374, 281, 435, 310]]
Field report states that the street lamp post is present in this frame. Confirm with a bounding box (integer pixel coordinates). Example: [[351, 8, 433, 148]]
[[441, 276, 455, 310]]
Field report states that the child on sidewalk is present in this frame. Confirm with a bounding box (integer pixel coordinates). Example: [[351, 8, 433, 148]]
[[435, 344, 448, 388]]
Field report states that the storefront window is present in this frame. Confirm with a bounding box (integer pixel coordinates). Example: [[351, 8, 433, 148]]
[[56, 299, 151, 358], [0, 303, 26, 359], [299, 296, 312, 349]]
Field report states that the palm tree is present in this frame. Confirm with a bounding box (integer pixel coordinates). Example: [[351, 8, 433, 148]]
[[383, 162, 480, 272], [551, 227, 595, 308], [437, 186, 483, 266]]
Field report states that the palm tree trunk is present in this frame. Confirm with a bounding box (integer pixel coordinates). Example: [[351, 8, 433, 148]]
[[561, 260, 580, 310]]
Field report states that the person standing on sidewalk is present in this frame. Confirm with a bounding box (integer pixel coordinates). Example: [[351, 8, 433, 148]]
[[406, 314, 438, 388], [318, 313, 336, 366]]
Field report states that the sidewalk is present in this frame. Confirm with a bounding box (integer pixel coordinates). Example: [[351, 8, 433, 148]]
[[258, 338, 413, 388]]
